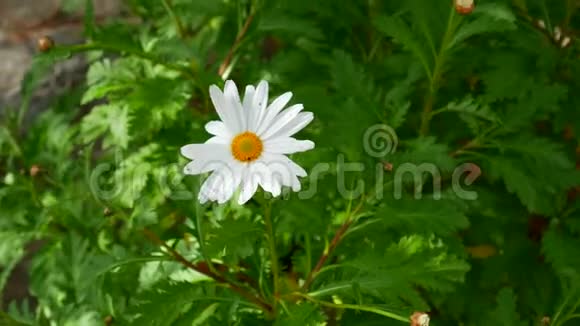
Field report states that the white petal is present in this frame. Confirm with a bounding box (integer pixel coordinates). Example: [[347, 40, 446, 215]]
[[224, 80, 246, 131], [264, 137, 315, 154], [248, 80, 269, 132], [264, 177, 282, 197], [267, 112, 313, 139], [206, 136, 229, 144], [256, 92, 293, 135], [198, 171, 221, 204], [248, 161, 281, 197], [258, 153, 302, 190], [242, 85, 255, 126], [198, 165, 241, 204], [205, 121, 230, 138], [216, 165, 243, 204], [209, 85, 240, 133], [262, 152, 307, 177], [238, 166, 260, 204], [259, 104, 303, 139], [181, 143, 226, 160], [291, 175, 301, 191], [183, 149, 232, 175], [243, 85, 256, 110]]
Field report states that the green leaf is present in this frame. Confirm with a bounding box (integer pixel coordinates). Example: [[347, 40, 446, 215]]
[[488, 135, 580, 214], [374, 15, 432, 78], [276, 302, 325, 326], [312, 235, 470, 301], [0, 312, 32, 326], [488, 288, 526, 326], [113, 144, 160, 208], [438, 95, 501, 135], [480, 52, 529, 102], [542, 227, 580, 275], [0, 231, 28, 266], [128, 281, 204, 326], [449, 3, 517, 49], [206, 219, 262, 264], [390, 136, 456, 173], [259, 13, 323, 40], [376, 198, 469, 235], [80, 104, 131, 149], [321, 50, 379, 158]]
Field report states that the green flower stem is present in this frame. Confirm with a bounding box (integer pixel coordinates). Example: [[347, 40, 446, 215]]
[[294, 293, 408, 323], [263, 201, 279, 307], [561, 314, 580, 325], [419, 4, 459, 136], [161, 0, 187, 38], [194, 201, 219, 276], [0, 125, 23, 158], [305, 235, 312, 274], [557, 296, 580, 326]]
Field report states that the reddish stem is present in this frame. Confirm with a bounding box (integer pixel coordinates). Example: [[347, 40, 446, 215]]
[[302, 219, 354, 291], [142, 228, 272, 313], [217, 12, 255, 76]]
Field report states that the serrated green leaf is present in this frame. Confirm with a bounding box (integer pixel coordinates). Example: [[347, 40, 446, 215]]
[[542, 227, 580, 275], [206, 219, 261, 264], [80, 104, 131, 149], [128, 281, 204, 326], [312, 235, 470, 300], [374, 15, 432, 78], [113, 144, 159, 208], [489, 288, 526, 326], [449, 3, 517, 49], [276, 302, 325, 326], [377, 198, 469, 235]]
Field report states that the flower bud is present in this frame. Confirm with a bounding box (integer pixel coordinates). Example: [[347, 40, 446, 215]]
[[455, 0, 474, 15], [29, 165, 41, 177], [554, 26, 562, 41], [104, 207, 113, 217], [383, 162, 394, 171], [411, 312, 430, 326], [561, 36, 571, 48], [536, 20, 546, 30], [37, 36, 54, 52]]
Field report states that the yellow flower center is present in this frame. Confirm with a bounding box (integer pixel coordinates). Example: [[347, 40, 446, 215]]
[[231, 132, 263, 162]]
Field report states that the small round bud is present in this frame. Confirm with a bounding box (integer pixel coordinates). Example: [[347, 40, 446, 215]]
[[554, 26, 562, 41], [103, 207, 113, 217], [541, 316, 551, 325], [455, 0, 474, 15], [29, 165, 41, 177], [411, 312, 430, 326], [563, 125, 574, 140], [561, 36, 571, 48], [383, 162, 394, 171], [104, 315, 114, 325], [37, 36, 55, 52], [536, 20, 546, 30]]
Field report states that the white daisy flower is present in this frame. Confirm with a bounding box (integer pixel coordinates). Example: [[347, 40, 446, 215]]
[[181, 80, 315, 205]]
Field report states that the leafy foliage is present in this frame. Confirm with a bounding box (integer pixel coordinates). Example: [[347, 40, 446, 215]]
[[1, 0, 580, 325]]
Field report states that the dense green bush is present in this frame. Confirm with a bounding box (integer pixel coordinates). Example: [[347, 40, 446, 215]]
[[1, 0, 580, 325]]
